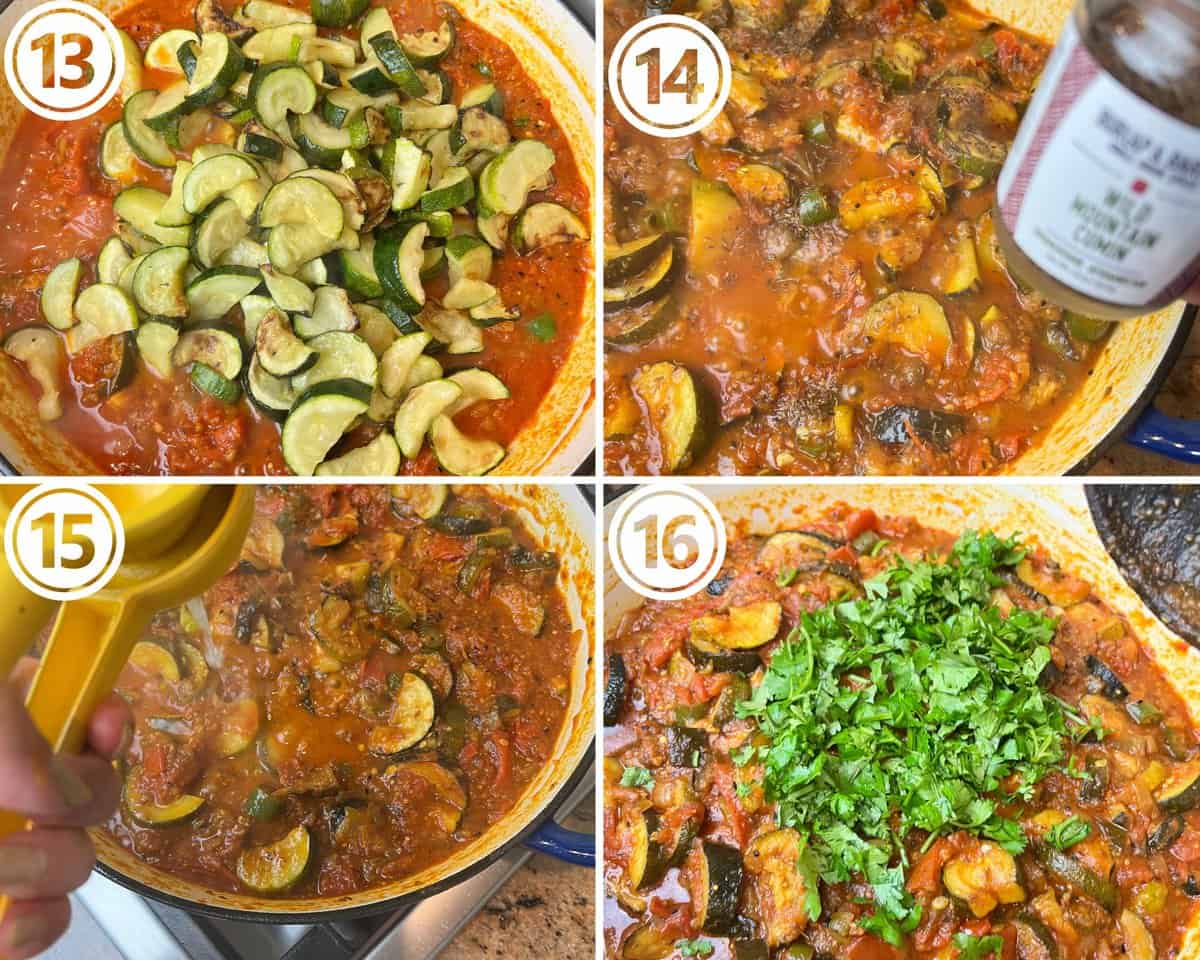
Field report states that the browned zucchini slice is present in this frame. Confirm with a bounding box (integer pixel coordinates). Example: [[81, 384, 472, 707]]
[[690, 601, 781, 650], [695, 840, 743, 935], [604, 242, 674, 311], [604, 294, 672, 347], [1157, 761, 1200, 813], [236, 826, 311, 893], [629, 361, 707, 473], [864, 291, 952, 367], [605, 233, 670, 285], [745, 828, 811, 946]]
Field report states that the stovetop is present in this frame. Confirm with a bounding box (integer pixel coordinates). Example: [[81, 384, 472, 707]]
[[51, 766, 593, 960]]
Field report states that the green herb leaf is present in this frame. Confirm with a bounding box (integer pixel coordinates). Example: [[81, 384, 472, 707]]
[[619, 765, 654, 789], [776, 567, 798, 587], [1045, 814, 1092, 850], [953, 932, 1004, 960], [528, 312, 557, 342], [675, 940, 714, 958], [736, 531, 1066, 935]]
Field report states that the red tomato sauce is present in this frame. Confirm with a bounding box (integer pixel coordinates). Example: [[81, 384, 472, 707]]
[[0, 0, 589, 475]]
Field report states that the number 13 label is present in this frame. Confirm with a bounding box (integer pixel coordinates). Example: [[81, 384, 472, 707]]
[[608, 15, 731, 138], [4, 1, 125, 121]]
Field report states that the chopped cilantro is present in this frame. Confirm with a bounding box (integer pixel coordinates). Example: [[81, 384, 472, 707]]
[[1045, 815, 1091, 850], [675, 939, 714, 958], [619, 765, 654, 789], [528, 312, 557, 341], [736, 531, 1068, 939], [953, 932, 1004, 959]]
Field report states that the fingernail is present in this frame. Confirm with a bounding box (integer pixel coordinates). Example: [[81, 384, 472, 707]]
[[6, 913, 48, 951], [49, 758, 92, 807], [0, 846, 47, 886]]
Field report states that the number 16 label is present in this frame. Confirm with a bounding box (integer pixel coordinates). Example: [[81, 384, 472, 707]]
[[608, 15, 731, 138], [609, 484, 727, 601]]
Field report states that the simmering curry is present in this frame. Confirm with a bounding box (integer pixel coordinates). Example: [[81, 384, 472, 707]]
[[108, 484, 574, 896], [603, 0, 1116, 476], [605, 506, 1200, 958]]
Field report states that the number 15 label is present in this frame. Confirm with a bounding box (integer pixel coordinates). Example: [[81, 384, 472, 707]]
[[608, 15, 731, 139]]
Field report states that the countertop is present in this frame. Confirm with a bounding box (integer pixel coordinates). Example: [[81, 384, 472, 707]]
[[441, 797, 594, 960], [1090, 321, 1200, 476]]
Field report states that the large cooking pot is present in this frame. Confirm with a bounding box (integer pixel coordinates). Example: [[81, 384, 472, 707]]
[[0, 0, 596, 477], [93, 482, 595, 922], [604, 481, 1200, 953]]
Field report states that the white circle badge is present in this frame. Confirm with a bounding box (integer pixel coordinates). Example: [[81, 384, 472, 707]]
[[609, 483, 727, 602], [4, 0, 126, 121], [607, 15, 731, 139], [4, 483, 125, 601]]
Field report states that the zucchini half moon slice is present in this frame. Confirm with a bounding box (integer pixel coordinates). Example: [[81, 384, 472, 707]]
[[367, 672, 436, 754], [124, 766, 205, 826], [603, 243, 674, 312], [629, 361, 708, 474], [315, 431, 402, 476], [237, 825, 311, 893], [280, 378, 371, 475], [429, 415, 504, 476]]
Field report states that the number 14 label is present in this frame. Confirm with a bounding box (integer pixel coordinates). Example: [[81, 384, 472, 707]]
[[608, 15, 731, 138]]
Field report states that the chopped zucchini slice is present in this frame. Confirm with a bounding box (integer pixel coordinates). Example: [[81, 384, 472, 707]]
[[99, 123, 140, 182], [125, 772, 205, 826], [478, 140, 555, 215], [400, 20, 453, 67], [512, 202, 588, 253], [256, 307, 317, 377], [629, 361, 706, 473], [246, 354, 296, 418], [291, 330, 378, 392], [262, 265, 315, 313], [185, 31, 246, 107], [186, 265, 263, 323], [368, 672, 436, 753], [295, 286, 356, 339], [280, 378, 372, 475], [97, 238, 133, 287], [145, 28, 201, 73], [393, 379, 462, 458], [315, 431, 402, 475], [690, 601, 781, 650], [182, 153, 260, 215], [123, 89, 178, 167], [236, 825, 310, 893], [136, 320, 182, 378], [41, 259, 83, 330], [428, 415, 504, 475], [174, 327, 245, 380], [863, 290, 952, 367]]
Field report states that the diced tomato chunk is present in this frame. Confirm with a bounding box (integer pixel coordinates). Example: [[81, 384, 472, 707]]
[[843, 509, 878, 542]]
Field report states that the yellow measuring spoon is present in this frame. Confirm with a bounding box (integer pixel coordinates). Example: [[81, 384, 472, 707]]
[[0, 484, 255, 923]]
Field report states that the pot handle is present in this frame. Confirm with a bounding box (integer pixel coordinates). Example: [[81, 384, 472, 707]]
[[524, 821, 594, 866], [1125, 408, 1200, 464]]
